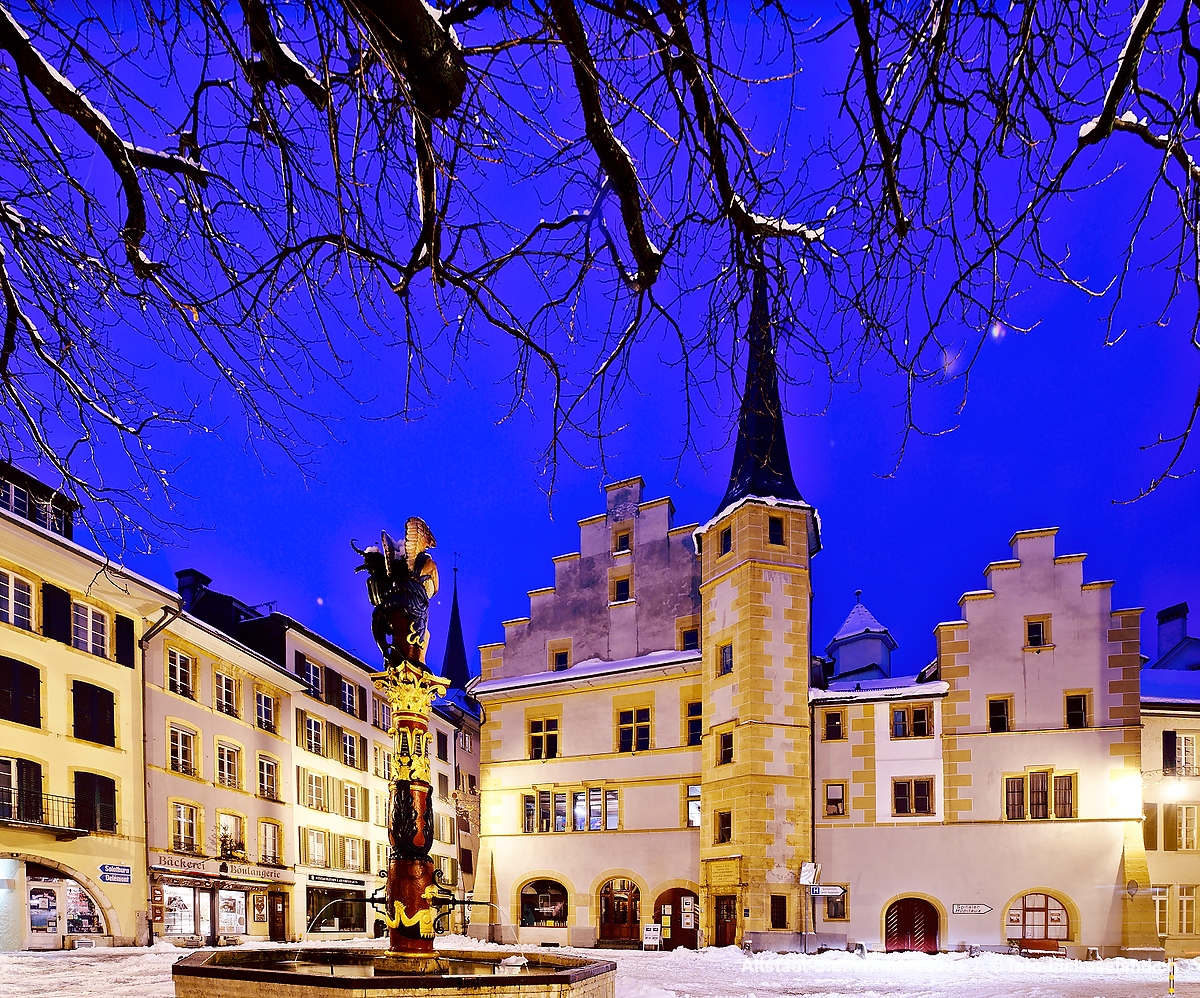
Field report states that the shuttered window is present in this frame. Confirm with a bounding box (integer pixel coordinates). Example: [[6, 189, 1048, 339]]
[[74, 771, 116, 832], [0, 657, 40, 728], [73, 681, 115, 746], [41, 583, 71, 644]]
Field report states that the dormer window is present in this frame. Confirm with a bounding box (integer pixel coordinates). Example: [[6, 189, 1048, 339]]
[[552, 650, 569, 672]]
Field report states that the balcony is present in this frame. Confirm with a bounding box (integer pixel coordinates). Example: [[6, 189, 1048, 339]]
[[260, 852, 284, 867], [258, 785, 281, 802], [170, 759, 196, 777], [216, 701, 240, 719], [257, 717, 277, 735], [219, 836, 248, 860], [173, 835, 204, 855], [0, 789, 97, 840], [216, 771, 242, 791], [170, 680, 196, 701]]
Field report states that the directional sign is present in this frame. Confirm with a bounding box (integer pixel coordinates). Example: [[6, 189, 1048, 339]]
[[809, 885, 845, 897], [99, 864, 131, 883], [99, 864, 131, 875], [951, 904, 992, 915]]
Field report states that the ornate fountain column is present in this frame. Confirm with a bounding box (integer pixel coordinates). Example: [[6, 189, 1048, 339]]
[[354, 519, 448, 968]]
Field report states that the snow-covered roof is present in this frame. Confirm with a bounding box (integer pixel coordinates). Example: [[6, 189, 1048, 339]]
[[811, 676, 949, 704], [1141, 668, 1200, 707], [472, 647, 701, 696], [831, 601, 889, 643]]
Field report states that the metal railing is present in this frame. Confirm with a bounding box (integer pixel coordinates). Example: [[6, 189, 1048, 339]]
[[219, 837, 248, 859], [216, 700, 240, 719], [170, 758, 196, 777], [0, 790, 113, 832], [257, 717, 276, 734], [169, 680, 196, 700], [258, 785, 281, 801], [216, 770, 242, 790], [173, 835, 204, 854], [260, 851, 283, 867]]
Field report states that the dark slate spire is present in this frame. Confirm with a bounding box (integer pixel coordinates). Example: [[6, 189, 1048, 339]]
[[440, 570, 472, 691], [715, 263, 802, 517]]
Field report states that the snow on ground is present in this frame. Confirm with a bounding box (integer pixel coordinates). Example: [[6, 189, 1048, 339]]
[[0, 937, 1196, 998]]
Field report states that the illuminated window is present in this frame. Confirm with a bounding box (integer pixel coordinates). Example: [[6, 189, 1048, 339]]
[[825, 782, 846, 817], [529, 718, 559, 760]]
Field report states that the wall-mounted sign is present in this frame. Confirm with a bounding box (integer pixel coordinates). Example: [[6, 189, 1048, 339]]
[[99, 864, 132, 884], [151, 905, 164, 923], [681, 911, 695, 930], [809, 885, 845, 897], [253, 894, 268, 923], [952, 904, 992, 915], [681, 896, 695, 913], [151, 886, 164, 905], [308, 874, 365, 887], [799, 862, 821, 886], [152, 855, 293, 883], [707, 859, 739, 886]]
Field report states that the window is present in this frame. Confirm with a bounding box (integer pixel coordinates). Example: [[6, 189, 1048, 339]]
[[529, 718, 559, 759], [770, 894, 787, 929], [72, 602, 107, 657], [258, 757, 278, 799], [824, 709, 844, 741], [344, 837, 361, 872], [589, 787, 603, 830], [719, 527, 732, 555], [216, 743, 240, 789], [1028, 771, 1050, 819], [618, 707, 651, 752], [716, 810, 732, 843], [168, 649, 194, 699], [1154, 886, 1168, 937], [891, 704, 932, 739], [1053, 774, 1074, 818], [551, 650, 569, 671], [1006, 771, 1075, 821], [682, 628, 699, 651], [0, 480, 28, 518], [372, 696, 392, 732], [342, 732, 358, 769], [344, 783, 359, 819], [523, 794, 535, 833], [606, 788, 619, 829], [687, 784, 701, 827], [255, 691, 276, 732], [0, 657, 40, 728], [825, 782, 846, 817], [340, 680, 357, 716], [988, 697, 1011, 733], [1006, 893, 1068, 941], [72, 681, 115, 746], [260, 820, 281, 865], [298, 655, 322, 694], [306, 772, 326, 811], [718, 643, 733, 676], [1179, 735, 1197, 776], [1065, 694, 1088, 729], [614, 531, 631, 552], [1025, 616, 1051, 648], [215, 673, 238, 717], [613, 577, 631, 603], [1180, 805, 1198, 850], [305, 717, 323, 755], [459, 730, 473, 753], [892, 778, 934, 816], [718, 731, 734, 765], [218, 812, 245, 856], [768, 517, 784, 546], [437, 730, 449, 761], [307, 828, 327, 867], [1181, 887, 1196, 935], [1146, 803, 1160, 850], [826, 891, 848, 921], [74, 771, 116, 832], [169, 726, 195, 776], [438, 773, 450, 799], [687, 701, 702, 746], [461, 849, 474, 875], [468, 773, 477, 793], [1006, 776, 1026, 820], [172, 802, 198, 852], [0, 571, 33, 630], [572, 790, 587, 831]]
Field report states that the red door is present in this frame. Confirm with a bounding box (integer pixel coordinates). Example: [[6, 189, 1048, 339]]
[[885, 898, 938, 953], [599, 880, 640, 941], [714, 895, 737, 947], [654, 889, 698, 951]]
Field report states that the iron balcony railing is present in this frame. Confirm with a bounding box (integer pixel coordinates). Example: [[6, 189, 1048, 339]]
[[219, 837, 248, 859], [258, 785, 281, 801], [216, 700, 240, 719], [0, 789, 114, 831], [173, 835, 204, 854], [216, 771, 242, 790], [169, 679, 196, 700], [257, 717, 276, 734], [170, 758, 196, 777]]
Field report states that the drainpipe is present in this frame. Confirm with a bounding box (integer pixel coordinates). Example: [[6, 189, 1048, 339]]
[[138, 603, 183, 947]]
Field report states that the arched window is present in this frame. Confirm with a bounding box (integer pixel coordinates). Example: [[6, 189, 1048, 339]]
[[521, 879, 568, 927], [599, 879, 640, 941], [1006, 893, 1068, 940]]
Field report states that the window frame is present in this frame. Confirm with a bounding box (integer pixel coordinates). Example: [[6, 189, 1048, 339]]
[[988, 696, 1012, 733], [612, 576, 632, 604], [715, 809, 732, 844], [255, 690, 276, 733], [823, 709, 845, 741], [0, 570, 34, 631], [824, 888, 849, 922], [340, 679, 358, 716], [167, 649, 195, 699], [305, 717, 324, 755], [171, 800, 199, 852], [686, 784, 701, 827], [686, 701, 703, 746], [215, 741, 241, 789], [768, 516, 785, 546], [529, 717, 560, 760], [717, 730, 734, 765], [1005, 769, 1078, 821], [214, 672, 239, 718], [890, 703, 933, 740], [617, 706, 652, 753], [717, 643, 733, 677], [259, 818, 283, 865], [1024, 615, 1053, 650], [257, 755, 279, 800], [1064, 693, 1089, 729], [719, 526, 732, 556], [824, 780, 847, 818], [891, 777, 935, 817], [169, 724, 197, 777], [71, 601, 108, 658]]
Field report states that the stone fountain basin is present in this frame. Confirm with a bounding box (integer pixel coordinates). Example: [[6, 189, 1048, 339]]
[[172, 947, 617, 998]]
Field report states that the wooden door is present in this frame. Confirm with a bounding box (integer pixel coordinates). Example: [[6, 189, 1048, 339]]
[[714, 894, 737, 947], [599, 880, 640, 941], [884, 897, 938, 953], [654, 889, 698, 951], [268, 892, 287, 942]]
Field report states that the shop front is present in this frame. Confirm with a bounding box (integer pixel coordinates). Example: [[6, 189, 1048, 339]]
[[304, 873, 368, 937], [149, 853, 294, 946]]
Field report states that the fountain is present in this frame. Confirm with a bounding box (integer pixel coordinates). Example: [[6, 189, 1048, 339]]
[[172, 520, 616, 998]]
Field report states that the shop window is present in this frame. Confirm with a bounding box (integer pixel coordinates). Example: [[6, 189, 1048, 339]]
[[687, 701, 702, 745], [770, 894, 787, 929], [892, 777, 934, 816], [618, 707, 651, 752], [716, 810, 732, 844], [73, 681, 115, 746], [521, 879, 569, 927], [0, 656, 41, 728], [1006, 892, 1068, 941], [891, 703, 932, 739], [1065, 694, 1088, 729], [718, 643, 733, 676], [988, 697, 1011, 733], [71, 602, 107, 657], [218, 889, 246, 934], [768, 517, 785, 546], [687, 784, 701, 827], [306, 885, 364, 931], [215, 673, 238, 717], [168, 649, 194, 699], [718, 731, 733, 765], [255, 691, 276, 733], [823, 709, 844, 741], [0, 571, 33, 630], [529, 718, 559, 759], [163, 884, 195, 935], [825, 782, 846, 817]]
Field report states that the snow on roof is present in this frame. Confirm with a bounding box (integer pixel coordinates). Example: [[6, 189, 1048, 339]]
[[831, 600, 890, 643], [473, 647, 702, 696], [811, 676, 949, 703], [1141, 668, 1200, 706]]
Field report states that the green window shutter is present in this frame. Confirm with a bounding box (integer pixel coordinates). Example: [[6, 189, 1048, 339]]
[[296, 709, 306, 748], [298, 826, 309, 865], [1165, 803, 1179, 851]]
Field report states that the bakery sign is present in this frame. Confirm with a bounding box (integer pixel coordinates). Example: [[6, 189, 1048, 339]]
[[152, 855, 293, 883]]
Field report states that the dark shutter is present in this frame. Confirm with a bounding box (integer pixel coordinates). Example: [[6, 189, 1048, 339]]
[[1164, 730, 1178, 774], [1165, 803, 1179, 851], [0, 656, 40, 728], [1145, 803, 1159, 850], [359, 735, 368, 771], [41, 583, 71, 643], [73, 681, 115, 746], [294, 650, 307, 677], [357, 685, 367, 721], [325, 668, 342, 707], [76, 772, 116, 832], [16, 758, 42, 823], [115, 616, 136, 668]]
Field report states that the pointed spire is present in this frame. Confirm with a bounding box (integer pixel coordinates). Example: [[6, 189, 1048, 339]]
[[715, 262, 802, 518], [440, 569, 472, 690]]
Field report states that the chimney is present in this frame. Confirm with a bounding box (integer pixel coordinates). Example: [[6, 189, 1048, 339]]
[[175, 568, 213, 612], [1157, 602, 1189, 660]]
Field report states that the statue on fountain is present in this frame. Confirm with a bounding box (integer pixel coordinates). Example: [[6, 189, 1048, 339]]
[[353, 518, 449, 969]]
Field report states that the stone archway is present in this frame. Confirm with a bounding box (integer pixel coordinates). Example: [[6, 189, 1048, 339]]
[[884, 896, 939, 953], [653, 887, 698, 950], [598, 879, 640, 942], [13, 854, 121, 942]]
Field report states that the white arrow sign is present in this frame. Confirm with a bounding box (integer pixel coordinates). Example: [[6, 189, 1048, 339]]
[[809, 885, 845, 897], [951, 904, 993, 915]]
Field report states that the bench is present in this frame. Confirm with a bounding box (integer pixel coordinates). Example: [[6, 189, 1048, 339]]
[[1012, 938, 1066, 957]]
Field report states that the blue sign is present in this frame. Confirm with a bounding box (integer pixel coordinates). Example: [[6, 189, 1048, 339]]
[[99, 864, 132, 884]]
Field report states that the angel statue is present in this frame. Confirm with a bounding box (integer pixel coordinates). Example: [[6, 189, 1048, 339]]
[[352, 518, 439, 667]]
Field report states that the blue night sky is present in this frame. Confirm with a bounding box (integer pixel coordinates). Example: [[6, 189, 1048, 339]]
[[80, 7, 1198, 675]]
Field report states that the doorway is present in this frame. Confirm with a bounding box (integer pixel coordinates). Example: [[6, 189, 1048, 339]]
[[598, 879, 640, 941], [268, 892, 288, 942], [653, 889, 699, 951], [884, 897, 939, 953], [27, 885, 62, 950], [714, 894, 737, 947]]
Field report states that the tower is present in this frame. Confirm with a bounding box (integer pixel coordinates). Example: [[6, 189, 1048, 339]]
[[696, 265, 820, 947]]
